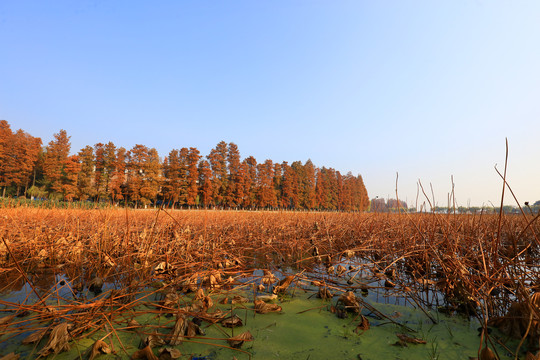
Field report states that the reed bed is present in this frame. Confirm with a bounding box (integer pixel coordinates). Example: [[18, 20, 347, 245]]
[[0, 207, 539, 359]]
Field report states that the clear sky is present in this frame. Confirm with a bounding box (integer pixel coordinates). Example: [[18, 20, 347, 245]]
[[1, 1, 539, 208]]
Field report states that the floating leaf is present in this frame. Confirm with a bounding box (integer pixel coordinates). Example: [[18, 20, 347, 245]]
[[256, 294, 278, 302], [132, 345, 158, 360], [88, 277, 104, 295], [344, 250, 355, 258], [0, 314, 15, 327], [145, 332, 166, 348], [21, 327, 48, 344], [161, 292, 180, 309], [202, 295, 213, 311], [273, 275, 295, 294], [231, 295, 249, 304], [154, 262, 174, 275], [0, 353, 19, 360], [186, 320, 205, 337], [194, 288, 205, 300], [392, 340, 408, 347], [39, 322, 71, 356], [262, 270, 277, 285], [221, 314, 243, 328], [396, 333, 426, 344], [336, 265, 347, 276], [337, 291, 360, 312], [354, 315, 370, 333], [318, 287, 333, 300], [254, 299, 282, 314], [227, 330, 254, 348], [158, 348, 182, 360], [88, 339, 111, 360], [128, 319, 141, 328], [202, 309, 225, 323], [480, 347, 497, 360], [169, 314, 187, 345]]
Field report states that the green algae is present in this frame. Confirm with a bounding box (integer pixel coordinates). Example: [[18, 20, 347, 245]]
[[1, 288, 520, 360]]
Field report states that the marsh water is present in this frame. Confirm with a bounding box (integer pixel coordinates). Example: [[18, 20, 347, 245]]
[[0, 263, 522, 360]]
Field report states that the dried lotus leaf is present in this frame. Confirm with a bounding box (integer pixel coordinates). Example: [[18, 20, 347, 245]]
[[158, 348, 182, 360], [273, 275, 295, 294], [0, 353, 19, 360], [203, 309, 225, 323], [88, 339, 111, 360], [169, 314, 187, 346], [354, 315, 370, 333], [254, 299, 282, 314], [480, 347, 497, 360], [203, 295, 213, 310], [256, 294, 277, 302], [132, 345, 159, 360], [262, 270, 277, 285], [186, 320, 205, 337], [231, 295, 249, 304], [396, 333, 426, 344], [194, 288, 205, 300], [221, 314, 243, 328], [338, 291, 360, 312], [22, 327, 48, 344], [161, 292, 180, 309], [145, 332, 166, 348], [38, 322, 71, 356], [0, 314, 15, 326], [318, 287, 333, 300], [227, 330, 254, 348], [336, 265, 347, 276]]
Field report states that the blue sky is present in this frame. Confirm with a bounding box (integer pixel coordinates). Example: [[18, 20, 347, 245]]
[[1, 1, 539, 207]]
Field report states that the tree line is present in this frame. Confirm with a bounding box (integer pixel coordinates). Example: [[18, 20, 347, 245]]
[[0, 121, 369, 211]]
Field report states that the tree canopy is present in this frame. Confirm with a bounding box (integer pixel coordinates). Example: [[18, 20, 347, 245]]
[[0, 120, 370, 211]]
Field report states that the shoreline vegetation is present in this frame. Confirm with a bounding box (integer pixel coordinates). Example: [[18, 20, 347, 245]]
[[1, 207, 540, 359]]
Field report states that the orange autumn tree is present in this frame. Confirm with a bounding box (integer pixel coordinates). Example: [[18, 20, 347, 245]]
[[93, 141, 118, 201], [62, 155, 80, 201], [257, 159, 277, 208], [1, 128, 41, 197], [197, 159, 213, 208], [224, 142, 241, 208], [281, 161, 299, 209], [77, 145, 95, 200], [94, 143, 107, 200], [126, 144, 160, 207], [0, 120, 13, 196], [43, 130, 71, 199], [162, 148, 188, 208], [186, 147, 200, 207], [108, 147, 126, 204], [241, 156, 258, 208], [207, 141, 228, 207], [139, 148, 161, 205]]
